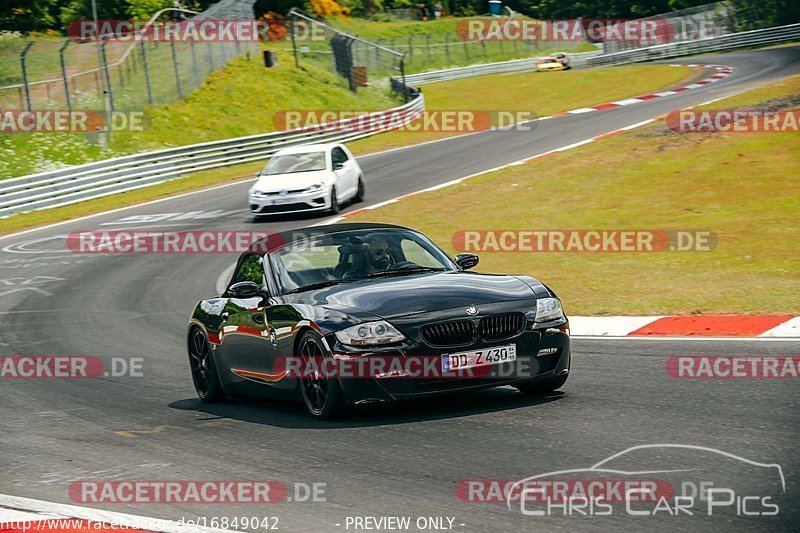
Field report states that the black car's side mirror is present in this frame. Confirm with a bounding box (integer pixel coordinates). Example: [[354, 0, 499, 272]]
[[228, 281, 267, 298], [333, 162, 344, 170], [455, 253, 479, 270]]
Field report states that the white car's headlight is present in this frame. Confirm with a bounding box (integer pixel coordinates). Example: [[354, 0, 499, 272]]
[[303, 183, 324, 193], [535, 298, 564, 322], [335, 321, 406, 346]]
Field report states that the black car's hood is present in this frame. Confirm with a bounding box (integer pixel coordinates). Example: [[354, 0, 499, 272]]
[[283, 271, 537, 319]]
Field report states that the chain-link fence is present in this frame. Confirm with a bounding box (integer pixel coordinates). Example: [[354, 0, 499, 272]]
[[0, 0, 258, 113], [287, 9, 408, 97], [602, 1, 744, 53], [285, 9, 592, 97]]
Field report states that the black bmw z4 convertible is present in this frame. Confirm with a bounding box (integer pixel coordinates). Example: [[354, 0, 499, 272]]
[[188, 223, 570, 419]]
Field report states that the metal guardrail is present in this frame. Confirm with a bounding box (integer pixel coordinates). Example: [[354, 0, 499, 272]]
[[397, 51, 601, 85], [0, 95, 424, 218], [587, 22, 800, 66]]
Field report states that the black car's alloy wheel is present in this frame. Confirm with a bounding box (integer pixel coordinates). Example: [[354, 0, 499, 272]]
[[298, 331, 345, 419], [188, 327, 224, 402]]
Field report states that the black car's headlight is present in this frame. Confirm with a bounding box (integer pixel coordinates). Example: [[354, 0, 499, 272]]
[[334, 321, 406, 346], [535, 298, 564, 322]]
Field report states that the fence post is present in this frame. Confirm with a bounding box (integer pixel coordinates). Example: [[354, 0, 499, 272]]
[[426, 34, 431, 61], [59, 39, 72, 113], [407, 35, 413, 63], [400, 57, 408, 104], [207, 41, 215, 71], [100, 41, 115, 113], [20, 42, 34, 112], [444, 34, 450, 62], [170, 40, 183, 99], [463, 39, 469, 60], [190, 41, 200, 86], [139, 41, 154, 105], [290, 18, 300, 68]]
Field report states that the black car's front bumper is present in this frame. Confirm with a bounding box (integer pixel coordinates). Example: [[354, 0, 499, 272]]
[[325, 320, 571, 405]]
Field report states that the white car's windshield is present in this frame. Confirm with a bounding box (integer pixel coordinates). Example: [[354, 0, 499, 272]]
[[265, 152, 326, 175]]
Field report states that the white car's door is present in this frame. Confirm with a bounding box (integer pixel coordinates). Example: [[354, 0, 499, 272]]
[[331, 146, 357, 198], [342, 145, 361, 195]]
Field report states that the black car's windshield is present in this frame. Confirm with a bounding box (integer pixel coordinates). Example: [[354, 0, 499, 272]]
[[264, 152, 326, 175], [269, 228, 456, 294]]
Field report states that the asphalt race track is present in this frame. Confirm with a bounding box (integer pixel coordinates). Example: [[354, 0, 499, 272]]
[[1, 46, 799, 532]]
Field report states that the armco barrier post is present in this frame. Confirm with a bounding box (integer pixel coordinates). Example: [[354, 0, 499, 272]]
[[59, 39, 72, 113]]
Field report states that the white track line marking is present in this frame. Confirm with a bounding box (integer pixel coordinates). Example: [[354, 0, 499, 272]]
[[569, 316, 665, 337], [760, 317, 800, 337], [611, 98, 644, 106]]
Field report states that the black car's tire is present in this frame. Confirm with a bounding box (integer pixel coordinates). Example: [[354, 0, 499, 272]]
[[354, 177, 365, 203], [515, 374, 568, 395], [297, 331, 346, 419], [188, 327, 225, 403], [329, 187, 340, 214]]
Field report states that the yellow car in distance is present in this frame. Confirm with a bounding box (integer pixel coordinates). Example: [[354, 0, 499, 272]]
[[535, 56, 569, 72]]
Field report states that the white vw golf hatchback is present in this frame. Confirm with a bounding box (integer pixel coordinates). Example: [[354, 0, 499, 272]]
[[248, 143, 365, 217]]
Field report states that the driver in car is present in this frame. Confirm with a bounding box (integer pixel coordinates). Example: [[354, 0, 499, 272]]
[[342, 234, 393, 278], [364, 235, 392, 274]]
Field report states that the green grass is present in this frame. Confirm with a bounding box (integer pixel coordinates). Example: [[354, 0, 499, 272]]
[[0, 50, 398, 179], [348, 64, 695, 154], [345, 75, 800, 315]]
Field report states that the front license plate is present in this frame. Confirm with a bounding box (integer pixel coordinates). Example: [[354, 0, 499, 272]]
[[441, 344, 517, 372], [271, 197, 292, 205]]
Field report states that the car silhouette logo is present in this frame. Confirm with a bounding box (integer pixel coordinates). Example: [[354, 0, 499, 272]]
[[466, 306, 478, 315]]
